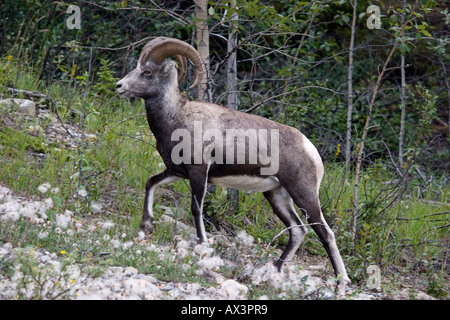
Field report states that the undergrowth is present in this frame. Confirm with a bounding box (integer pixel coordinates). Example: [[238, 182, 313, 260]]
[[0, 56, 449, 299]]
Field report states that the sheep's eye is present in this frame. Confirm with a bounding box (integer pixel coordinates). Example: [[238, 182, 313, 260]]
[[143, 70, 152, 76]]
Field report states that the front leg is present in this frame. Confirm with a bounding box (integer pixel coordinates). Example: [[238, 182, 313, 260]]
[[188, 168, 209, 243], [141, 169, 181, 234]]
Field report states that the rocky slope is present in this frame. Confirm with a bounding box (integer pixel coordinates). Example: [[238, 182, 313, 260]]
[[0, 184, 437, 300]]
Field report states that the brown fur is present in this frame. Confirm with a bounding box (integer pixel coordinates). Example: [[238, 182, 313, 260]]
[[116, 38, 350, 293]]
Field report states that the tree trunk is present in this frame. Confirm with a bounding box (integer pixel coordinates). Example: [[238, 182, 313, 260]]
[[226, 0, 240, 210], [194, 0, 210, 101], [439, 56, 450, 138], [227, 0, 238, 111], [345, 0, 357, 167], [351, 32, 403, 244], [399, 0, 407, 167], [399, 52, 406, 167]]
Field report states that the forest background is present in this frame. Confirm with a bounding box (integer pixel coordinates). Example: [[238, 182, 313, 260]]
[[0, 0, 449, 299]]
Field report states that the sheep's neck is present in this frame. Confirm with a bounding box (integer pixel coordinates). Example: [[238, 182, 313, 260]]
[[144, 93, 184, 143]]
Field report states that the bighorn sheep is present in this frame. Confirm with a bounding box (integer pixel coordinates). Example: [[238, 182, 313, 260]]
[[116, 37, 350, 292]]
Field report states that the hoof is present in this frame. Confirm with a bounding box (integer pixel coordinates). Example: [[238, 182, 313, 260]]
[[138, 221, 154, 236], [337, 276, 351, 296]]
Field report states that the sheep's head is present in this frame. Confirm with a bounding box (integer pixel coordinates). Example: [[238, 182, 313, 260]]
[[116, 37, 204, 99]]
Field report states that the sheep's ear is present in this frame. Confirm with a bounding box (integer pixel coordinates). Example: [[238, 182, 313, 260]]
[[162, 61, 175, 77]]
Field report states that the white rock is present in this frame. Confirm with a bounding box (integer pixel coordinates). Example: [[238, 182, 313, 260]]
[[354, 292, 375, 300], [0, 247, 10, 259], [65, 265, 81, 282], [308, 264, 326, 271], [144, 282, 162, 300], [106, 266, 123, 277], [0, 242, 13, 258], [123, 279, 147, 299], [218, 279, 248, 300], [122, 278, 162, 300], [123, 266, 138, 277], [141, 275, 158, 284], [196, 269, 227, 284], [0, 98, 36, 116]]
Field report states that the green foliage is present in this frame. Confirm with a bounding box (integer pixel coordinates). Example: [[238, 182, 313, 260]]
[[0, 0, 449, 299], [7, 248, 79, 300], [415, 82, 437, 128], [93, 60, 120, 97]]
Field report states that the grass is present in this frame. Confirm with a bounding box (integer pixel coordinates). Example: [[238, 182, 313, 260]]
[[0, 56, 449, 299]]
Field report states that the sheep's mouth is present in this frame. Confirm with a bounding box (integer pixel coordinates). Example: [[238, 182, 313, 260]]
[[116, 89, 133, 98]]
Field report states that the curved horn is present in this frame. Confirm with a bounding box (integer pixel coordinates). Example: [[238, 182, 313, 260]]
[[139, 37, 204, 89], [174, 55, 187, 84]]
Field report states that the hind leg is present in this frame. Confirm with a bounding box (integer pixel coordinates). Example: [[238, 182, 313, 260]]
[[285, 185, 350, 293], [264, 186, 308, 271]]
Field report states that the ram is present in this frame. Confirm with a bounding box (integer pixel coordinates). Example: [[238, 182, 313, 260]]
[[116, 37, 350, 293]]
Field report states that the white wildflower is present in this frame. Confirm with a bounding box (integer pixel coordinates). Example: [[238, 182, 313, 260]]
[[122, 241, 133, 250], [176, 248, 189, 259], [38, 232, 48, 239], [103, 235, 110, 241], [237, 230, 254, 247], [77, 189, 88, 197], [55, 214, 71, 229], [2, 211, 20, 222], [0, 186, 12, 202], [157, 251, 167, 261], [100, 221, 114, 230], [44, 198, 53, 207], [33, 198, 53, 219], [181, 264, 191, 271], [197, 256, 225, 271], [0, 200, 20, 215], [176, 240, 191, 250], [251, 263, 283, 287], [194, 243, 214, 259], [136, 230, 145, 240], [90, 201, 102, 213], [37, 183, 51, 194], [20, 205, 36, 220], [51, 187, 59, 195], [270, 270, 285, 289], [219, 280, 248, 300], [110, 239, 121, 248]]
